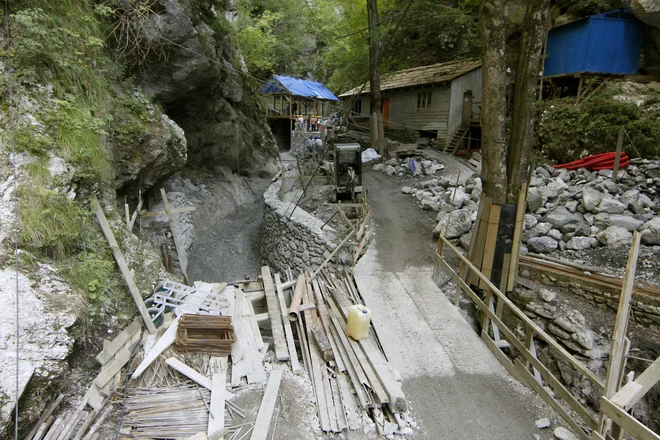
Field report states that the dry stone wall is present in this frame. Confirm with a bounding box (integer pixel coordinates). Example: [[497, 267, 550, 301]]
[[261, 180, 339, 275]]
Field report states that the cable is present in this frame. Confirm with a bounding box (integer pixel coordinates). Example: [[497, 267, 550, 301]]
[[4, 1, 20, 440]]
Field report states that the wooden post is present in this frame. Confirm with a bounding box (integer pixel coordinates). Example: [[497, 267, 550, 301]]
[[575, 77, 585, 105], [612, 126, 624, 181], [92, 199, 156, 334], [599, 232, 641, 438], [160, 188, 190, 285]]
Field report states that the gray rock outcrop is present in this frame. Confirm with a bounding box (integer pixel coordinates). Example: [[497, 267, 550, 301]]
[[133, 0, 278, 175]]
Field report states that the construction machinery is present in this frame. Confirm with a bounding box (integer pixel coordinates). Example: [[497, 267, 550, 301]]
[[334, 143, 363, 202]]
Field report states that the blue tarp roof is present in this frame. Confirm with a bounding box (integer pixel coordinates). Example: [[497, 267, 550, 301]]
[[262, 75, 339, 101]]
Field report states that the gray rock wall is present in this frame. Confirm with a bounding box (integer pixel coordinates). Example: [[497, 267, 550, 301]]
[[261, 180, 339, 275], [521, 267, 660, 330]]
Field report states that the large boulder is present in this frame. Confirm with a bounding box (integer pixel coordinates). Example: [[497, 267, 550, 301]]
[[598, 195, 626, 214], [621, 189, 653, 214], [545, 207, 589, 234], [527, 187, 545, 211], [597, 226, 632, 247], [641, 217, 660, 245], [607, 214, 644, 232], [113, 114, 187, 193], [432, 209, 472, 238], [527, 236, 559, 253], [581, 187, 603, 212], [133, 0, 279, 175], [631, 0, 660, 29]]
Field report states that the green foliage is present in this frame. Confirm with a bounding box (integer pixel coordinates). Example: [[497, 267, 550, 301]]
[[18, 185, 89, 259], [61, 249, 116, 315], [46, 98, 111, 185], [14, 125, 52, 156], [24, 156, 52, 187], [535, 87, 660, 162], [572, 0, 610, 16]]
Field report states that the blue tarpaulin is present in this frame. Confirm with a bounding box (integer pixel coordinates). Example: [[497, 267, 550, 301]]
[[262, 75, 339, 101]]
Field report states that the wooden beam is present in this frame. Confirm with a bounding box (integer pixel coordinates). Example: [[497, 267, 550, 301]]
[[599, 398, 660, 440], [95, 318, 141, 365], [261, 267, 289, 361], [274, 274, 303, 374], [165, 358, 213, 390], [207, 373, 226, 437], [131, 317, 179, 379], [250, 370, 283, 440], [603, 232, 641, 399], [92, 199, 156, 334], [610, 355, 660, 409], [138, 206, 196, 218], [160, 189, 190, 285]]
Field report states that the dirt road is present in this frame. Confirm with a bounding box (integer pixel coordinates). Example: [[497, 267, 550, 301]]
[[354, 170, 562, 439]]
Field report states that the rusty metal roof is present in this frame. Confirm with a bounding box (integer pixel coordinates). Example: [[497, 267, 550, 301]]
[[338, 59, 481, 97]]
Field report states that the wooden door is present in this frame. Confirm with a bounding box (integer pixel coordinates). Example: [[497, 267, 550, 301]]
[[382, 98, 390, 128], [462, 91, 473, 125]]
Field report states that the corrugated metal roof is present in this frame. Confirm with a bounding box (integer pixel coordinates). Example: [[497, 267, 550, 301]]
[[261, 75, 339, 101], [338, 59, 481, 97]]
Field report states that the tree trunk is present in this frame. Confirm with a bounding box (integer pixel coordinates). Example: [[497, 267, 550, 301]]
[[479, 0, 508, 204], [367, 0, 384, 154], [506, 0, 551, 204]]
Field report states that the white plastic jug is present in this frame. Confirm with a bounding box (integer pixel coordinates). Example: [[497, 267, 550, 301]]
[[346, 304, 371, 340]]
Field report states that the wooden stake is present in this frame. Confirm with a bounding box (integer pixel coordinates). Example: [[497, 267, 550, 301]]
[[613, 126, 624, 181], [160, 188, 190, 285], [92, 198, 156, 334]]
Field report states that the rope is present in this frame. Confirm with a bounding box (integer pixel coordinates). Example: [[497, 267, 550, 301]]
[[3, 2, 20, 439]]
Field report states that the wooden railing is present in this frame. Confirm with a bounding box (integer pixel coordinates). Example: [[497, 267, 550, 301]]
[[435, 233, 660, 440]]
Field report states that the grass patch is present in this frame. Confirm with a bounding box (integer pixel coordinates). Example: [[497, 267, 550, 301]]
[[24, 156, 51, 187], [18, 185, 89, 259]]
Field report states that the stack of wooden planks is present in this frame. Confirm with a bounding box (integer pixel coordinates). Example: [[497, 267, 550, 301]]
[[176, 315, 236, 355], [123, 385, 211, 439]]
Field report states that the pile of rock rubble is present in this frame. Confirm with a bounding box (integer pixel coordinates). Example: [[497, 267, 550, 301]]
[[373, 157, 445, 177], [402, 159, 660, 253]]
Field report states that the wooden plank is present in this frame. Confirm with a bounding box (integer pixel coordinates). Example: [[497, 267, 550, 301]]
[[481, 333, 522, 381], [357, 336, 406, 412], [600, 398, 660, 440], [42, 417, 63, 440], [25, 394, 63, 440], [92, 199, 156, 334], [508, 168, 533, 291], [250, 370, 283, 440], [95, 318, 141, 365], [603, 232, 641, 399], [469, 196, 491, 286], [515, 359, 590, 440], [138, 206, 196, 218], [71, 410, 97, 440], [207, 373, 226, 437], [94, 348, 131, 388], [436, 238, 604, 388], [610, 355, 660, 409], [274, 274, 303, 374], [131, 317, 180, 379], [329, 376, 347, 432], [261, 266, 289, 361], [302, 284, 332, 431], [165, 357, 213, 390], [127, 191, 143, 231], [32, 416, 54, 440], [480, 204, 501, 288], [160, 189, 190, 285]]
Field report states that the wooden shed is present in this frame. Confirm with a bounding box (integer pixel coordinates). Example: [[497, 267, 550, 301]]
[[339, 59, 482, 152]]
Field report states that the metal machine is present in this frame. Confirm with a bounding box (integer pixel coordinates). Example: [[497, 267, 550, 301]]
[[334, 143, 363, 202]]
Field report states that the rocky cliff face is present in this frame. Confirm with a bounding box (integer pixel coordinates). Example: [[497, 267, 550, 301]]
[[128, 0, 279, 176]]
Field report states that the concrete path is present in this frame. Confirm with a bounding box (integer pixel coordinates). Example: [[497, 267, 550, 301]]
[[353, 170, 560, 439]]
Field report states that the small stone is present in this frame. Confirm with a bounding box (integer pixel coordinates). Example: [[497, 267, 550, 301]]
[[402, 186, 412, 194], [539, 288, 556, 302], [384, 165, 396, 176], [535, 418, 551, 429], [566, 236, 596, 250], [598, 195, 626, 214], [527, 187, 545, 211], [547, 229, 563, 241], [398, 427, 414, 436], [596, 226, 632, 247], [527, 236, 559, 253], [524, 214, 538, 230], [553, 426, 579, 440]]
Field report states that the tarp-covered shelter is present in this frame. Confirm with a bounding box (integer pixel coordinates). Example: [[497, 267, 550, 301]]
[[262, 75, 338, 119]]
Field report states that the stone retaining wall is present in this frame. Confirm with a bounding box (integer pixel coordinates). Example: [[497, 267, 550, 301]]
[[520, 267, 660, 330], [261, 180, 340, 275]]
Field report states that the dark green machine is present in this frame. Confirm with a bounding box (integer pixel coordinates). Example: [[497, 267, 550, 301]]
[[334, 143, 363, 202]]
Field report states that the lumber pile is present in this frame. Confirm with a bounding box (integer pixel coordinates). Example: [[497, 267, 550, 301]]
[[25, 266, 412, 440]]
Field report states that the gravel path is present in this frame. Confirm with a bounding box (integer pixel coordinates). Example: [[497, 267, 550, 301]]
[[354, 169, 564, 440]]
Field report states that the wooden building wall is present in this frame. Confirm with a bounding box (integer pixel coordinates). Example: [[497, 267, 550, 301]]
[[447, 67, 482, 146]]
